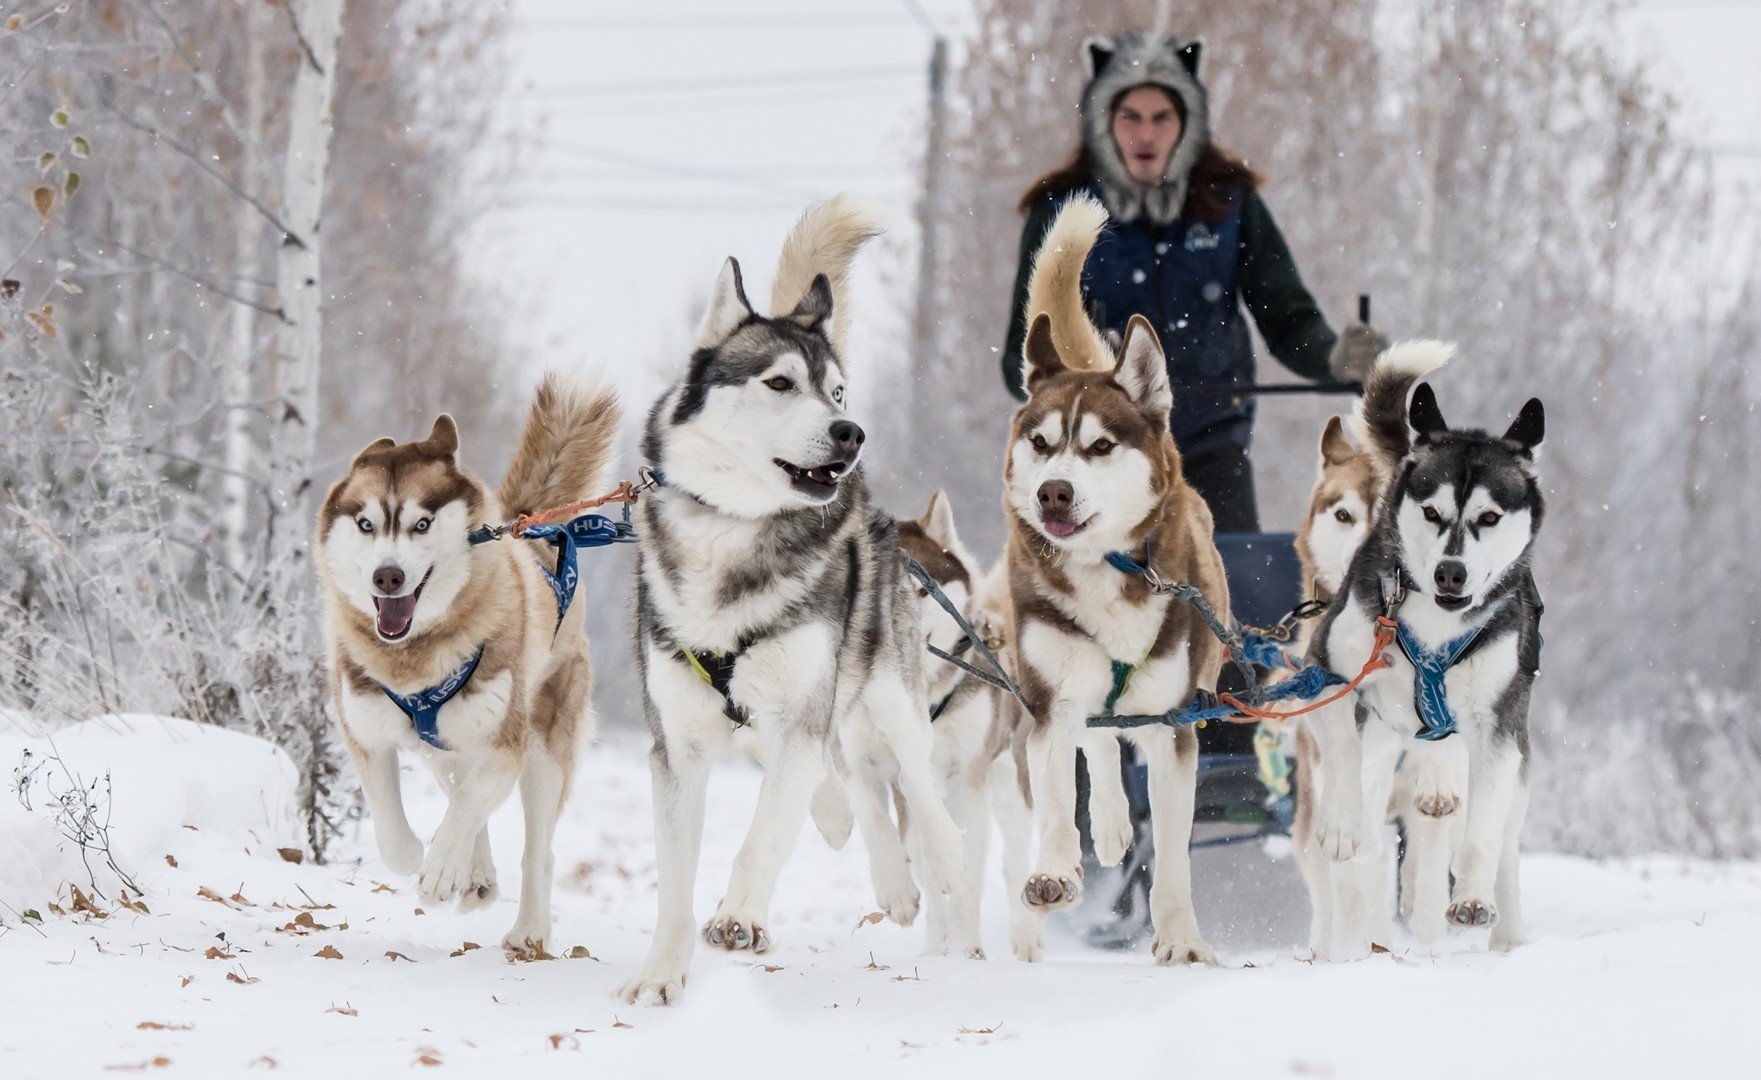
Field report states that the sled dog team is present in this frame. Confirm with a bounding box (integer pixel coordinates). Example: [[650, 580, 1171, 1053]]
[[316, 194, 1547, 1005]]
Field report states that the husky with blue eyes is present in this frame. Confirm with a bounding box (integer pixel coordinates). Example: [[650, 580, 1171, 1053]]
[[619, 198, 970, 1005], [1304, 348, 1546, 959], [317, 372, 619, 959]]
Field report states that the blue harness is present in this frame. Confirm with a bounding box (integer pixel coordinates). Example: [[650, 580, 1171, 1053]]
[[1094, 543, 1346, 729], [378, 502, 638, 751], [1391, 611, 1487, 741], [381, 645, 484, 751]]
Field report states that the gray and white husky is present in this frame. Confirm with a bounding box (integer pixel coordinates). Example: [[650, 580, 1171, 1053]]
[[618, 198, 968, 1006], [1304, 346, 1545, 959], [1289, 387, 1468, 955]]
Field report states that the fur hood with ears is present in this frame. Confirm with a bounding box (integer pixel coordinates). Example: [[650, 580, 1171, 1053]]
[[1080, 30, 1210, 227]]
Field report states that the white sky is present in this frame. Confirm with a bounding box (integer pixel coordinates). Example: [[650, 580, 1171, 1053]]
[[477, 0, 1761, 398]]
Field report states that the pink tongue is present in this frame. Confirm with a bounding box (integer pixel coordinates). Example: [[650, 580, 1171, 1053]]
[[374, 594, 417, 637], [1043, 520, 1078, 538]]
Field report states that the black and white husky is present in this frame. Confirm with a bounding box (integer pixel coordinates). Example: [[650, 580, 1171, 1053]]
[[618, 198, 968, 1005], [1305, 347, 1545, 959]]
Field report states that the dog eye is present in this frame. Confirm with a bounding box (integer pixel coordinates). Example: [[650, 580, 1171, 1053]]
[[1421, 505, 1442, 525], [764, 376, 795, 392], [413, 517, 432, 534], [832, 386, 845, 404], [1478, 511, 1501, 528], [356, 517, 374, 534], [1333, 508, 1354, 525], [1030, 434, 1049, 452], [1090, 439, 1114, 455]]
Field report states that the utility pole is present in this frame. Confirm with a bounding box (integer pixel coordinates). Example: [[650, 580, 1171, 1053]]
[[909, 35, 949, 426]]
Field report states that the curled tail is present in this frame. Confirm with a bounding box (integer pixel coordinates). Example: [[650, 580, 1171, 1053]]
[[498, 370, 620, 519], [1025, 192, 1114, 370], [1350, 341, 1453, 475], [771, 195, 885, 357]]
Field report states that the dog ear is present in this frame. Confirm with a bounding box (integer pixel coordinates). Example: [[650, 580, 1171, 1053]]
[[1176, 39, 1203, 77], [1116, 314, 1174, 417], [422, 414, 459, 460], [1320, 415, 1356, 466], [785, 273, 833, 334], [1021, 313, 1067, 393], [1409, 382, 1448, 439], [1082, 35, 1116, 80], [922, 488, 959, 551], [1503, 398, 1545, 452], [349, 437, 396, 469], [694, 257, 752, 349]]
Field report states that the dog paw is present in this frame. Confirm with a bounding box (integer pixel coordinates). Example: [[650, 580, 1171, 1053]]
[[1151, 934, 1218, 967], [701, 913, 773, 954], [1490, 922, 1523, 953], [876, 879, 922, 927], [1011, 919, 1045, 962], [1412, 790, 1462, 818], [1091, 816, 1133, 868], [501, 918, 553, 960], [417, 837, 491, 905], [1315, 814, 1365, 862], [454, 848, 498, 913], [377, 829, 424, 877], [617, 973, 686, 1007], [1447, 897, 1497, 927], [1022, 871, 1082, 910]]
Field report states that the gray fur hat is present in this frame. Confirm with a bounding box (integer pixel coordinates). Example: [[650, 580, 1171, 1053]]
[[1080, 31, 1209, 226]]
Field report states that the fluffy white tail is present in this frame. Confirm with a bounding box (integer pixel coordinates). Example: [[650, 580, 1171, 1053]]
[[1350, 340, 1453, 473]]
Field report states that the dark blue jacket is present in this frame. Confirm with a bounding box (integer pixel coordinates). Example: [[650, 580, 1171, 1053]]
[[1004, 182, 1336, 459]]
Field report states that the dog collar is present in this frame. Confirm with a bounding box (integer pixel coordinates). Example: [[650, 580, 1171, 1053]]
[[379, 644, 484, 751], [643, 466, 721, 513]]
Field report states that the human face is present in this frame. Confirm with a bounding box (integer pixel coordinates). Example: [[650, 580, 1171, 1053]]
[[1111, 85, 1183, 184]]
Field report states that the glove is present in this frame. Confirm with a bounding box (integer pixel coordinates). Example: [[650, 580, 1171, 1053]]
[[1328, 323, 1389, 382]]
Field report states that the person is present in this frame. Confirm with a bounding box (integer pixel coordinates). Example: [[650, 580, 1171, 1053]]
[[1002, 31, 1387, 533]]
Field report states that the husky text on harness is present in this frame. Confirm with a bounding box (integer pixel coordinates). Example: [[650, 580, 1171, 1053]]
[[380, 645, 485, 751]]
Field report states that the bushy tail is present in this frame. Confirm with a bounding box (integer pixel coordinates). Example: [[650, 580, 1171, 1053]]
[[498, 370, 620, 519], [1350, 341, 1453, 474], [1026, 192, 1115, 370], [771, 195, 885, 356]]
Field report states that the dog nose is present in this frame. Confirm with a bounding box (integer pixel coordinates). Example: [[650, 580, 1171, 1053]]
[[1037, 480, 1074, 515], [1434, 560, 1468, 595], [829, 420, 865, 453], [373, 564, 406, 595]]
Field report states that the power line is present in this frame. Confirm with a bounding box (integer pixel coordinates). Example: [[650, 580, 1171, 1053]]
[[898, 0, 941, 34], [513, 85, 910, 119], [516, 12, 918, 32], [515, 64, 919, 100], [534, 138, 822, 200]]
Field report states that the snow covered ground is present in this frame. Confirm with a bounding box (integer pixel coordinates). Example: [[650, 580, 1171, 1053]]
[[3, 715, 1758, 1079]]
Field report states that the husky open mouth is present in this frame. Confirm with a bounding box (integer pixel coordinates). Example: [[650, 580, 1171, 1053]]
[[1040, 514, 1092, 540], [372, 568, 432, 641], [774, 457, 849, 500]]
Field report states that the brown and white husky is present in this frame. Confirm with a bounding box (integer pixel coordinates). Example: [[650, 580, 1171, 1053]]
[[316, 373, 618, 957], [896, 490, 1043, 960], [1000, 193, 1230, 965]]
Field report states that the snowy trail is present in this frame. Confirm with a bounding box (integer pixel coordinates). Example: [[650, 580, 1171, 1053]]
[[3, 720, 1758, 1079]]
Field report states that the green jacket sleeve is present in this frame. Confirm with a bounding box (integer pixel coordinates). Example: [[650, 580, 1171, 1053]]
[[1002, 200, 1057, 401], [1238, 190, 1336, 382]]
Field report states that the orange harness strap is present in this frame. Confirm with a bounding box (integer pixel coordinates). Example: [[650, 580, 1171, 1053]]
[[1217, 616, 1397, 723], [511, 480, 640, 538]]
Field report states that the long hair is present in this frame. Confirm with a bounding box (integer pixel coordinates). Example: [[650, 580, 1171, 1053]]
[[1018, 88, 1261, 223]]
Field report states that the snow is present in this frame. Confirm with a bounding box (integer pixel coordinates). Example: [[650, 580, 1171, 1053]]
[[3, 721, 1758, 1078]]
